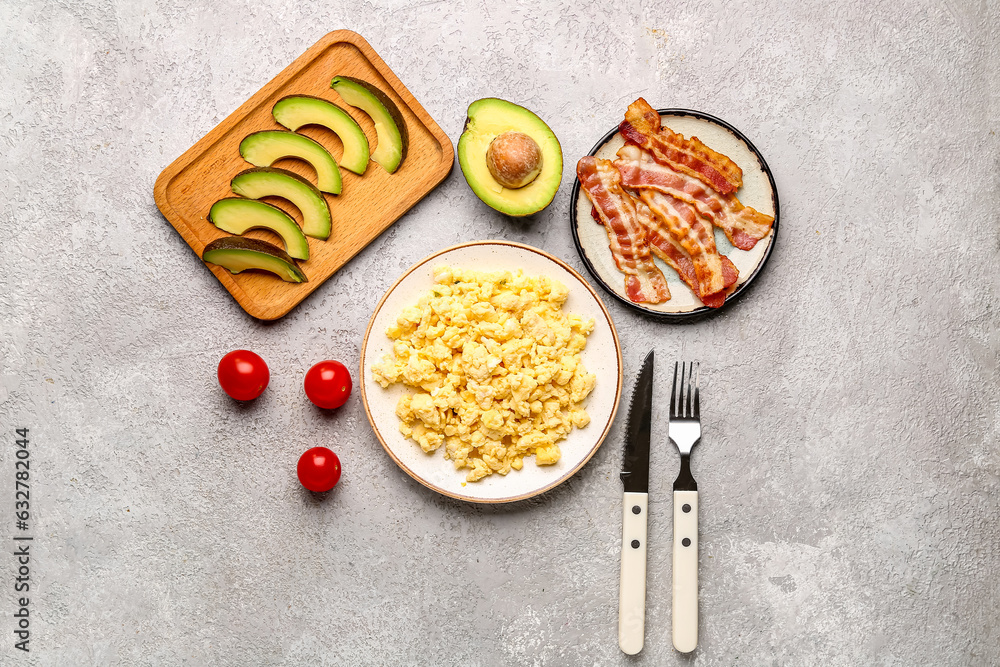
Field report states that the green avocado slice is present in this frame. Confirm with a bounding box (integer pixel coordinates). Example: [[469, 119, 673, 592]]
[[208, 198, 310, 260], [458, 98, 563, 217], [230, 167, 332, 240], [203, 237, 307, 283], [330, 76, 408, 174], [272, 95, 370, 175], [239, 130, 342, 195]]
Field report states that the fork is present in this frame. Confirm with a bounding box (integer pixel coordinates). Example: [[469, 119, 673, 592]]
[[669, 361, 700, 653]]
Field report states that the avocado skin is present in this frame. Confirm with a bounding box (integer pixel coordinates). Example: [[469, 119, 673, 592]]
[[202, 237, 307, 283], [458, 98, 563, 217], [331, 76, 409, 172]]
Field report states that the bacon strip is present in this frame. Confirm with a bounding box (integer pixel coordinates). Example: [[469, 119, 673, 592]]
[[633, 195, 737, 309], [595, 193, 709, 301], [615, 144, 774, 251], [590, 180, 736, 308], [633, 197, 699, 293], [620, 98, 742, 195], [577, 156, 671, 304], [639, 189, 736, 305]]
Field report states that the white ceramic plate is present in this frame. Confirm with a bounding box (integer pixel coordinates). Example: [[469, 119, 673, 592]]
[[360, 241, 623, 503], [571, 109, 779, 320]]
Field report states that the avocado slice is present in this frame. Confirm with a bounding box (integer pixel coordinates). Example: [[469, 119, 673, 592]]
[[208, 198, 310, 260], [458, 98, 563, 217], [330, 76, 408, 174], [230, 167, 332, 240], [272, 95, 370, 175], [203, 237, 307, 283], [239, 130, 342, 195]]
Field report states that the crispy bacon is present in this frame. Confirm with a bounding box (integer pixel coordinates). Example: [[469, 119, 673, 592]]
[[639, 189, 737, 305], [633, 197, 699, 292], [615, 144, 774, 251], [620, 98, 742, 195], [595, 187, 735, 308], [632, 195, 737, 308], [577, 156, 671, 304], [705, 255, 739, 308]]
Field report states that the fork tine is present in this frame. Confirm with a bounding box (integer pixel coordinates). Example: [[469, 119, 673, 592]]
[[680, 363, 688, 419], [671, 362, 679, 418], [693, 362, 700, 420], [685, 362, 693, 418], [690, 362, 696, 417]]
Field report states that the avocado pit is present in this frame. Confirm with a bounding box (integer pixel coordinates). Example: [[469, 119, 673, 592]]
[[486, 131, 543, 189]]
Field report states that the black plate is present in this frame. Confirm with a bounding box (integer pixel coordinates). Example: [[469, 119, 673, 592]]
[[570, 108, 779, 321]]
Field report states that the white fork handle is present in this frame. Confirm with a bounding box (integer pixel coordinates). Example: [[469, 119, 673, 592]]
[[619, 491, 648, 654], [672, 490, 698, 652]]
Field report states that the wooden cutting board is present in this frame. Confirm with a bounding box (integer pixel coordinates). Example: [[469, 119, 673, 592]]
[[154, 30, 454, 320]]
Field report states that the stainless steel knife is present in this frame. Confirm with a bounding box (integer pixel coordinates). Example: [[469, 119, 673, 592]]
[[618, 350, 654, 655]]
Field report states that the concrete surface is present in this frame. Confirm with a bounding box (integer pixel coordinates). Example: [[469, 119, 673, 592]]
[[1, 0, 998, 664]]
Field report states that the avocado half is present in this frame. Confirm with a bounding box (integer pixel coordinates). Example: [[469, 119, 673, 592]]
[[202, 237, 307, 283], [458, 98, 563, 217], [331, 76, 408, 174], [239, 130, 342, 195], [272, 95, 370, 175], [230, 167, 331, 240], [208, 198, 310, 260]]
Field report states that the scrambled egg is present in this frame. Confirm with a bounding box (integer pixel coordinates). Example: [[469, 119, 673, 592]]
[[372, 266, 597, 482]]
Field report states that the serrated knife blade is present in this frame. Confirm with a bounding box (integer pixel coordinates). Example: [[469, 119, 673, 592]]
[[618, 349, 654, 655], [621, 350, 654, 493]]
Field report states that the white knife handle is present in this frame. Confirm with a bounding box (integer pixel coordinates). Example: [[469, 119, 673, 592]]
[[672, 490, 699, 652], [619, 491, 648, 654]]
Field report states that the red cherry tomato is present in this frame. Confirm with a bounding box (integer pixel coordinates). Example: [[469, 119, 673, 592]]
[[297, 447, 342, 492], [217, 350, 269, 401], [304, 360, 352, 409]]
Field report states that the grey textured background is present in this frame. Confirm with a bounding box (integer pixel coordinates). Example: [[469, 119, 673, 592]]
[[1, 0, 998, 664]]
